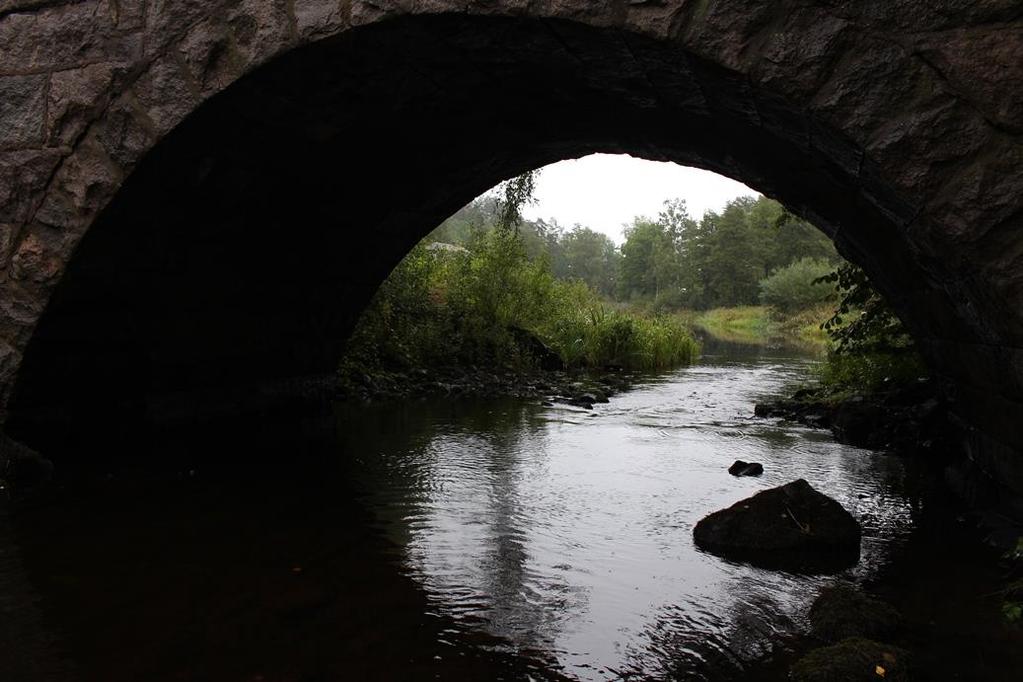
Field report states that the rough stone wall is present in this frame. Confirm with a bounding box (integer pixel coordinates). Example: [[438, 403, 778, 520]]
[[1, 1, 1022, 497]]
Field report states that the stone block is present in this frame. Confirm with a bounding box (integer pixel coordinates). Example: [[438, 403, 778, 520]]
[[0, 149, 64, 223], [295, 0, 349, 38], [0, 75, 46, 147], [47, 62, 124, 146], [0, 2, 141, 74]]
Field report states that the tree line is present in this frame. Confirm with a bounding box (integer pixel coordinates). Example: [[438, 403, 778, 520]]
[[431, 193, 839, 311]]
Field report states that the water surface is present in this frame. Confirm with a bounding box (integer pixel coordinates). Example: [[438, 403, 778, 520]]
[[338, 340, 917, 679], [10, 341, 955, 680]]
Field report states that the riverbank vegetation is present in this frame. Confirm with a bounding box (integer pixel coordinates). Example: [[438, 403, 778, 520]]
[[341, 171, 924, 398], [691, 306, 773, 345], [813, 262, 927, 396], [340, 224, 697, 383]]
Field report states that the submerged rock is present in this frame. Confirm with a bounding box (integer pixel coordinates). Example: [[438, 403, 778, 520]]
[[693, 479, 861, 572], [808, 584, 902, 643], [727, 460, 764, 476], [790, 637, 912, 682]]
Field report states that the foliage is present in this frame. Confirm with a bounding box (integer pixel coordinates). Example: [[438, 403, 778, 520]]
[[1003, 538, 1023, 626], [1004, 590, 1023, 625], [343, 226, 697, 374], [617, 196, 838, 310], [618, 218, 682, 306], [692, 306, 773, 345], [689, 304, 832, 350], [774, 303, 835, 347], [496, 170, 540, 230], [816, 263, 914, 355], [759, 257, 838, 313], [542, 289, 698, 369], [816, 350, 927, 395], [341, 243, 447, 371], [550, 225, 621, 297], [813, 262, 926, 394], [432, 193, 840, 315]]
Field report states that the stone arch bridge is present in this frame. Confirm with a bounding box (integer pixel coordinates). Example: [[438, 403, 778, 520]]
[[1, 1, 1022, 508]]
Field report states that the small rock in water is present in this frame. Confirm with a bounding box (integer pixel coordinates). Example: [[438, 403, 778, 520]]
[[728, 460, 764, 476], [693, 479, 861, 573]]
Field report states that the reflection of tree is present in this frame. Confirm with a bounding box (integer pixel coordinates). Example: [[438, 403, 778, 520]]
[[475, 419, 557, 650], [336, 397, 586, 662]]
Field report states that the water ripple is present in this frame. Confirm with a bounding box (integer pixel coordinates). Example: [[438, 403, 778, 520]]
[[349, 345, 919, 680]]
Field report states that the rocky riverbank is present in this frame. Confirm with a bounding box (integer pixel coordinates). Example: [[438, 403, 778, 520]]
[[750, 376, 1023, 681], [753, 378, 953, 457], [335, 364, 637, 408]]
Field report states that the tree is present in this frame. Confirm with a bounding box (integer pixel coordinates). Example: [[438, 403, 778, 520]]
[[698, 197, 765, 307], [659, 199, 704, 308], [496, 170, 540, 230], [555, 226, 620, 297], [618, 218, 675, 302]]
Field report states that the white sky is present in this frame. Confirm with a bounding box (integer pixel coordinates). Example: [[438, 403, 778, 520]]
[[517, 153, 759, 244]]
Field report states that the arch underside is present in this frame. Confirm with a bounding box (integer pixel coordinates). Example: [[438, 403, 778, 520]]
[[5, 14, 1021, 508]]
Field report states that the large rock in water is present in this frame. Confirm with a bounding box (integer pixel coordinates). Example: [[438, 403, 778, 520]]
[[693, 479, 861, 572]]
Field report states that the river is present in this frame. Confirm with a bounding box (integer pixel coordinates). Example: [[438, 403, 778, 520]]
[[6, 340, 1019, 680]]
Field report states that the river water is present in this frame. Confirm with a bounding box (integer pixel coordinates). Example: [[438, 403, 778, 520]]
[[340, 340, 915, 680], [7, 340, 1013, 680]]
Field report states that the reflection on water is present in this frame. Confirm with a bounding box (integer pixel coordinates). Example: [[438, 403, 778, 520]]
[[339, 340, 917, 680]]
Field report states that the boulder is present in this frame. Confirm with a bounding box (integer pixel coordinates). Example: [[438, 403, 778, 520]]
[[508, 325, 564, 370], [693, 479, 861, 572], [790, 638, 913, 682], [808, 585, 902, 643], [728, 460, 764, 476]]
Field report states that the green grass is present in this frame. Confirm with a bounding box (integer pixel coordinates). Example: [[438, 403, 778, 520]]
[[775, 303, 834, 347], [691, 306, 774, 345], [344, 231, 700, 375], [688, 304, 833, 351], [816, 349, 928, 397], [544, 301, 699, 370]]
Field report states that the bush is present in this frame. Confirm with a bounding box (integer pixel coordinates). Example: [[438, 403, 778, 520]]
[[759, 257, 838, 314], [817, 348, 927, 395], [543, 301, 697, 370], [343, 228, 698, 374]]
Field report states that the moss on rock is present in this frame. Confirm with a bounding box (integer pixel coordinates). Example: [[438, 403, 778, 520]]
[[809, 584, 902, 642], [790, 638, 912, 682]]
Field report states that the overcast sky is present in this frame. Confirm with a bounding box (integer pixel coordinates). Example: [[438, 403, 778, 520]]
[[516, 153, 758, 244]]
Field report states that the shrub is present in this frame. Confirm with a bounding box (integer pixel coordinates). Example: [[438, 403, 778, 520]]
[[817, 349, 927, 395], [343, 229, 698, 374], [759, 258, 838, 314], [541, 291, 698, 370]]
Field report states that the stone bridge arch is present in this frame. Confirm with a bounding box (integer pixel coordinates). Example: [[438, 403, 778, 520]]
[[1, 1, 1022, 505]]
